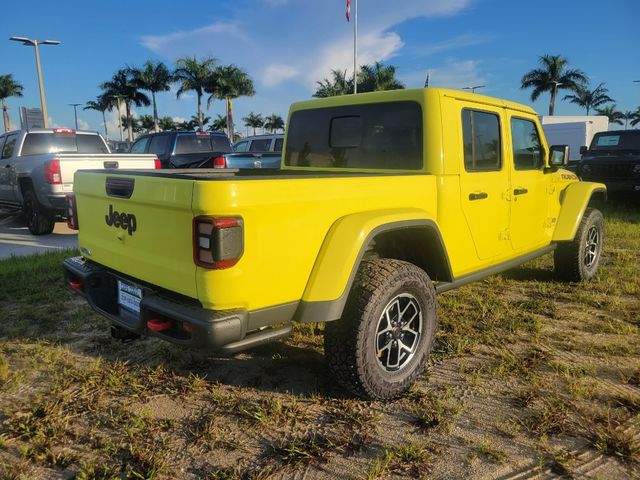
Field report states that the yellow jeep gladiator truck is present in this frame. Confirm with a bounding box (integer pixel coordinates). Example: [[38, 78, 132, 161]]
[[63, 88, 606, 400]]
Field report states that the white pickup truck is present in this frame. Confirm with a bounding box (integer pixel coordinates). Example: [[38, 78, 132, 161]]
[[0, 128, 159, 235]]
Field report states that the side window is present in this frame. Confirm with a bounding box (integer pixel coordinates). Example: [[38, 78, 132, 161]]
[[462, 109, 501, 172], [148, 135, 169, 155], [511, 118, 543, 170], [249, 139, 272, 152], [0, 137, 6, 158], [130, 137, 149, 153], [1, 134, 17, 159], [234, 141, 249, 152], [274, 138, 284, 152]]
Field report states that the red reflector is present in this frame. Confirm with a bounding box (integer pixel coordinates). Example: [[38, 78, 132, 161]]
[[53, 128, 75, 134], [147, 318, 172, 332], [45, 160, 62, 184], [213, 156, 226, 168], [182, 322, 193, 333], [212, 217, 239, 229], [153, 158, 162, 169], [69, 280, 83, 290]]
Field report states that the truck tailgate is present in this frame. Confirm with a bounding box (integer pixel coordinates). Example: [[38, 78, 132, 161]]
[[74, 171, 197, 298], [59, 153, 157, 185]]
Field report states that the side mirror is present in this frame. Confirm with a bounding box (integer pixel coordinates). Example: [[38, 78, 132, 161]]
[[579, 145, 588, 155], [549, 145, 569, 167]]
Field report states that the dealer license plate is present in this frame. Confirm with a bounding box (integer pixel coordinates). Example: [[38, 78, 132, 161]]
[[118, 280, 142, 313]]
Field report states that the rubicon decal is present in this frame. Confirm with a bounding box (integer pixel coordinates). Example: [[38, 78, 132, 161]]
[[105, 204, 137, 235]]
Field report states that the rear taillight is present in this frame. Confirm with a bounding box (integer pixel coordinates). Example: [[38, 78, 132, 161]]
[[45, 159, 62, 184], [153, 157, 162, 169], [193, 216, 244, 269], [213, 156, 226, 168], [66, 194, 79, 230]]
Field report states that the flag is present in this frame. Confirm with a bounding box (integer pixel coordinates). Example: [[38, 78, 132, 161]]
[[346, 0, 351, 21]]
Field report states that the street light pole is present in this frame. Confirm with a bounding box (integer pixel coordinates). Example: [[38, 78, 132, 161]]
[[9, 36, 60, 128], [68, 103, 81, 129]]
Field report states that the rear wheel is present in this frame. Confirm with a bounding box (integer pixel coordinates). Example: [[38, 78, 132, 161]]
[[23, 189, 55, 236], [554, 207, 604, 281], [324, 258, 438, 400]]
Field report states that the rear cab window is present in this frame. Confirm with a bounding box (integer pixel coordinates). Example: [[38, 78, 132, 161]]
[[249, 139, 272, 152], [590, 131, 640, 151], [20, 132, 109, 155], [175, 134, 232, 154], [284, 101, 423, 170]]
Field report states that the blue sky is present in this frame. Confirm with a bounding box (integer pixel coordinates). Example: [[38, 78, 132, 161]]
[[2, 0, 638, 137]]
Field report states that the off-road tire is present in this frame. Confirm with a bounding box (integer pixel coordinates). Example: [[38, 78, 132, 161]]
[[23, 189, 55, 236], [554, 207, 604, 282], [324, 258, 438, 400]]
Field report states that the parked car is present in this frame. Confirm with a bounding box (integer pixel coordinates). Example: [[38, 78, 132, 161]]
[[64, 88, 606, 400], [129, 131, 233, 168], [577, 130, 640, 194], [0, 128, 159, 235], [213, 134, 284, 169]]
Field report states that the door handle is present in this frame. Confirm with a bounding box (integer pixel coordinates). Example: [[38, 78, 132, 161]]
[[514, 188, 528, 196], [468, 192, 488, 201]]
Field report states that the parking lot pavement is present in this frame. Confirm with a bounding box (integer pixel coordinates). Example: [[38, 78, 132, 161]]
[[0, 211, 78, 260]]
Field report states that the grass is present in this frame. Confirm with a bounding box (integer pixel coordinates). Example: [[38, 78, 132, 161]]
[[0, 200, 639, 477]]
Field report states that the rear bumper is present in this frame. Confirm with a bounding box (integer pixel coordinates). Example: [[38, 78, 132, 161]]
[[62, 256, 277, 352]]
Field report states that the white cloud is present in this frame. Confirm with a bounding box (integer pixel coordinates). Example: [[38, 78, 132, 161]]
[[400, 59, 486, 90], [263, 64, 299, 87], [141, 22, 249, 57], [77, 118, 90, 131]]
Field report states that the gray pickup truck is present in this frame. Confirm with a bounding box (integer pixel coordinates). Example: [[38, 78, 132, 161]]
[[0, 128, 159, 235], [221, 134, 283, 169]]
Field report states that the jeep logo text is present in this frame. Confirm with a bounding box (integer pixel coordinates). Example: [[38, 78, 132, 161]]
[[105, 204, 137, 235]]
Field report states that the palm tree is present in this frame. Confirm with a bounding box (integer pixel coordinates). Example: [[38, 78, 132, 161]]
[[158, 116, 177, 131], [209, 114, 227, 133], [173, 56, 216, 130], [595, 104, 625, 126], [629, 107, 640, 128], [357, 62, 405, 92], [100, 69, 150, 142], [138, 114, 155, 133], [563, 82, 613, 115], [208, 65, 255, 141], [84, 94, 113, 138], [313, 69, 353, 97], [622, 111, 635, 130], [130, 61, 172, 133], [0, 74, 24, 132], [521, 54, 587, 115], [188, 114, 210, 130], [242, 112, 264, 136], [264, 114, 285, 133]]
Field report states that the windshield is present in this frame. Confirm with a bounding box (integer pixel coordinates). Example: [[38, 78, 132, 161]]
[[21, 133, 109, 155], [284, 101, 423, 170], [175, 134, 232, 154], [590, 132, 640, 152]]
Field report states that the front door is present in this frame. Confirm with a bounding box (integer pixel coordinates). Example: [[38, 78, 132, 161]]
[[459, 107, 511, 260], [508, 116, 549, 251]]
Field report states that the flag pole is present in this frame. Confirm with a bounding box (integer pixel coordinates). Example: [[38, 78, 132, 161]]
[[353, 0, 358, 94]]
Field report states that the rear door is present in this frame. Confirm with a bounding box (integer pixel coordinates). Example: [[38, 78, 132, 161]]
[[74, 171, 197, 297], [0, 134, 18, 202], [458, 107, 511, 260]]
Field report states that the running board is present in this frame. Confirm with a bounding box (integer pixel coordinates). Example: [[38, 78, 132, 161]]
[[435, 245, 556, 294], [220, 324, 293, 354]]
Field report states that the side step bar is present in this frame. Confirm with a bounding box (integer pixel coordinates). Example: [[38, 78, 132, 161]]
[[220, 324, 293, 355]]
